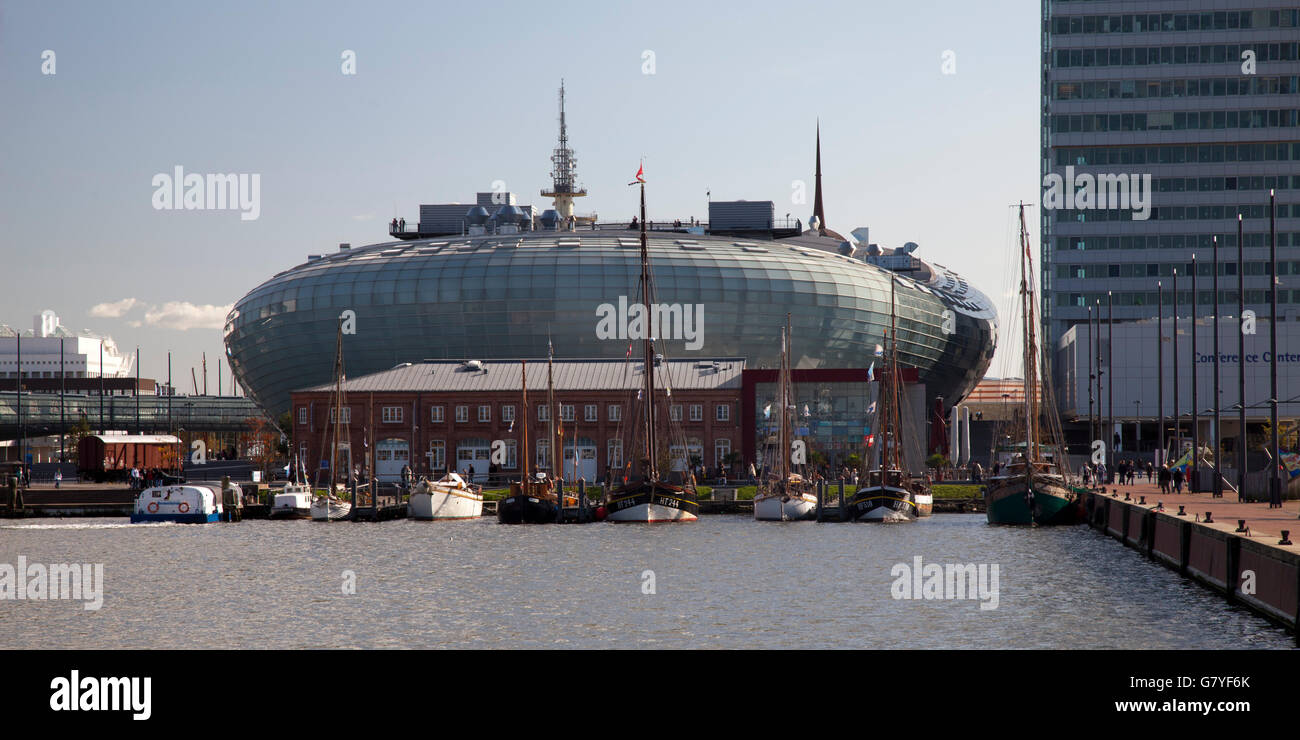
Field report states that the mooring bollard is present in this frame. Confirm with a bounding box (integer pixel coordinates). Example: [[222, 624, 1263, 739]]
[[1280, 530, 1293, 546], [1205, 511, 1213, 523], [1177, 505, 1186, 516], [1139, 496, 1146, 505], [1235, 519, 1247, 533]]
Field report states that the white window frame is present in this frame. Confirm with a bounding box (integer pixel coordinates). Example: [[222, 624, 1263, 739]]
[[584, 404, 597, 422], [430, 405, 444, 423], [478, 405, 491, 423], [329, 407, 351, 424], [455, 405, 469, 423], [716, 404, 730, 422], [428, 440, 446, 469], [538, 404, 550, 422], [501, 405, 515, 423], [608, 404, 622, 422], [670, 404, 683, 421], [298, 407, 307, 425], [560, 404, 574, 422], [382, 406, 403, 424], [689, 404, 703, 422]]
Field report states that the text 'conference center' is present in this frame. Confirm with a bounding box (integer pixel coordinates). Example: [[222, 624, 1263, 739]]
[[223, 85, 998, 474]]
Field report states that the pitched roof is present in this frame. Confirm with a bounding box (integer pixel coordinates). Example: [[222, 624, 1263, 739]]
[[297, 358, 746, 395]]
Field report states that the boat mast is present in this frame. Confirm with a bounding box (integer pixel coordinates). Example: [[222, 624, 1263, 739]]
[[1017, 202, 1036, 463], [547, 342, 556, 479], [779, 317, 790, 485], [329, 318, 343, 492], [639, 178, 658, 481], [521, 360, 529, 480], [888, 274, 900, 472]]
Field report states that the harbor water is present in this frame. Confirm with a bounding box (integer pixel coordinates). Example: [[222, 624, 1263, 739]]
[[1, 514, 1292, 649]]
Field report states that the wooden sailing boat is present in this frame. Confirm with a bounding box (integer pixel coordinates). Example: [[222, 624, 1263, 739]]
[[753, 315, 817, 521], [311, 318, 353, 521], [846, 274, 924, 521], [604, 166, 699, 522], [985, 203, 1080, 525], [500, 356, 564, 523]]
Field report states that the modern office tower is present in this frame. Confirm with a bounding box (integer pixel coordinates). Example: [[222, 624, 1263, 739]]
[[1042, 2, 1300, 359]]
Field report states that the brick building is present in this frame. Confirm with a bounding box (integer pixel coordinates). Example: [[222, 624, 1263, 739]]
[[290, 358, 745, 484]]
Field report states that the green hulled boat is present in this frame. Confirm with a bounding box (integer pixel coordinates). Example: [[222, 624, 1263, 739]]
[[986, 204, 1080, 526]]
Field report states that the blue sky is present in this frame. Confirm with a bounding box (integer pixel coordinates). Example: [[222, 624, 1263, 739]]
[[0, 0, 1039, 385]]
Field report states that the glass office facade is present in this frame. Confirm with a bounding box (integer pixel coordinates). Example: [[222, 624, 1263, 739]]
[[1041, 1, 1300, 350], [225, 233, 996, 417]]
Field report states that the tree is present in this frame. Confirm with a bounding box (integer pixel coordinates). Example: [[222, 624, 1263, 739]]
[[65, 416, 92, 465], [244, 415, 280, 480], [926, 453, 950, 470]]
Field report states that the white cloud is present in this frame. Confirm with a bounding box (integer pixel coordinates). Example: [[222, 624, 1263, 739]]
[[88, 298, 139, 318], [352, 212, 376, 221], [143, 302, 232, 331]]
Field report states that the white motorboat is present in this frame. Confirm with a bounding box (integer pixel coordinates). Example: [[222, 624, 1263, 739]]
[[408, 472, 483, 520]]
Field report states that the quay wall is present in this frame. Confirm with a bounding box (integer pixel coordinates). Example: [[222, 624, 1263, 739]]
[[1083, 490, 1299, 633]]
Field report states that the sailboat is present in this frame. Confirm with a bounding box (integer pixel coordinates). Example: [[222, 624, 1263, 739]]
[[604, 165, 700, 523], [310, 318, 353, 522], [499, 357, 565, 524], [985, 203, 1080, 525], [846, 274, 928, 521], [270, 454, 313, 519], [753, 315, 817, 521], [409, 472, 483, 520]]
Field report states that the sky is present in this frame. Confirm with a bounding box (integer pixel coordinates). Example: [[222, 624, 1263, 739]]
[[0, 0, 1039, 387]]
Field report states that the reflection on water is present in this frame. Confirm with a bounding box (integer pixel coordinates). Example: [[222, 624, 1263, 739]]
[[0, 514, 1292, 649]]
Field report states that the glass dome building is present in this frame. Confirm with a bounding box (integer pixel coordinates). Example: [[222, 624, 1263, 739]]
[[224, 230, 997, 418]]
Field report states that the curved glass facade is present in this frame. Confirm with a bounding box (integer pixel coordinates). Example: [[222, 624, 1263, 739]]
[[225, 232, 997, 417]]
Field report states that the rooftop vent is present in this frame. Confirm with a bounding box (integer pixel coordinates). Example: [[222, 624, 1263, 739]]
[[462, 360, 485, 372], [339, 243, 351, 250]]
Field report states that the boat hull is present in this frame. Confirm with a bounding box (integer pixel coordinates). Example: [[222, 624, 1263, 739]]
[[497, 494, 557, 524], [753, 493, 817, 521], [130, 512, 220, 524], [985, 476, 1080, 525], [310, 499, 352, 521], [605, 483, 699, 522], [914, 492, 933, 517], [846, 486, 916, 522], [410, 489, 483, 520], [268, 507, 311, 520]]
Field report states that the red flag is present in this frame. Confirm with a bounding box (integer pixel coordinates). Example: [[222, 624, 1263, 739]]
[[635, 163, 645, 183]]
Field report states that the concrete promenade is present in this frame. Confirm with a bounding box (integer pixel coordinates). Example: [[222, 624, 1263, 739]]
[[1091, 479, 1300, 542]]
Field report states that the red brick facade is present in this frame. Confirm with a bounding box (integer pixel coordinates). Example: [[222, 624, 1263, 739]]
[[290, 387, 742, 484]]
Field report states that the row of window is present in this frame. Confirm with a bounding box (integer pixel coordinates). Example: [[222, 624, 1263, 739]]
[[1054, 142, 1300, 167], [1050, 42, 1299, 69], [1054, 75, 1299, 101], [1058, 290, 1288, 308], [299, 402, 734, 425], [1054, 233, 1300, 252], [1057, 261, 1292, 280], [1053, 206, 1295, 224], [1049, 109, 1300, 134], [1049, 10, 1299, 36], [1058, 176, 1300, 195], [348, 437, 735, 472]]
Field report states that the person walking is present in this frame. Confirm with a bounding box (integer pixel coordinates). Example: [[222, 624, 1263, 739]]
[[1172, 466, 1184, 494], [1158, 464, 1171, 494]]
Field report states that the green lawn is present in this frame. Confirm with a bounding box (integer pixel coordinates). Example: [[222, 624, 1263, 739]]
[[932, 484, 984, 499]]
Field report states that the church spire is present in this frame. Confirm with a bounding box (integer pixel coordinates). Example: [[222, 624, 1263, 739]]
[[812, 120, 826, 236]]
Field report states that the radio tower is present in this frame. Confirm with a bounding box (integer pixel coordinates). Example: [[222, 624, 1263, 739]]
[[541, 80, 587, 220]]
